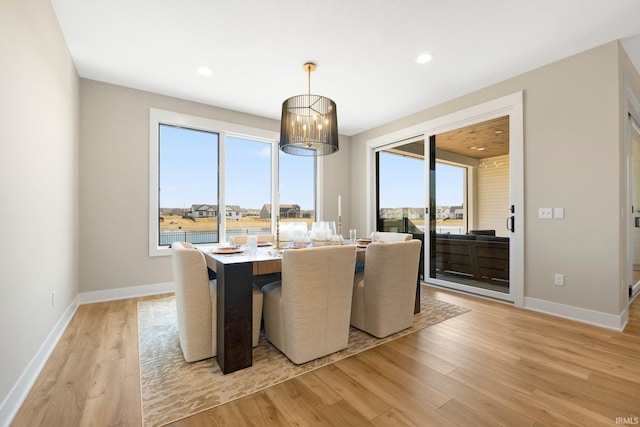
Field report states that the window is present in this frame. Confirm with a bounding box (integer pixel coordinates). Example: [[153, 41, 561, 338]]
[[278, 150, 316, 226], [377, 149, 425, 233], [159, 124, 219, 247], [225, 136, 272, 240], [149, 109, 316, 256], [434, 162, 466, 234]]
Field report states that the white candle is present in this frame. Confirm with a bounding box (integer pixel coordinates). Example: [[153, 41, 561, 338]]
[[338, 194, 341, 216]]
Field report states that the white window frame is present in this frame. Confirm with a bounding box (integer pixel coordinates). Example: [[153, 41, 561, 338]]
[[149, 108, 279, 257]]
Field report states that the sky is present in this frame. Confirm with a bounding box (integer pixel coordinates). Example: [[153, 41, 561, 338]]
[[159, 126, 314, 210], [378, 152, 464, 208], [159, 125, 463, 211]]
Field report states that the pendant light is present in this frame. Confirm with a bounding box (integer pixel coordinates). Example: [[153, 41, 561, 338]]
[[279, 62, 339, 156]]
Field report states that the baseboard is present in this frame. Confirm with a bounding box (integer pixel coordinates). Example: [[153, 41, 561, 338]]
[[524, 297, 627, 331], [631, 281, 640, 299], [0, 295, 79, 427], [78, 282, 175, 304], [0, 282, 176, 426]]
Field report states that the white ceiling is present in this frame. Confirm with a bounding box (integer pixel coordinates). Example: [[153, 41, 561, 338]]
[[51, 0, 640, 136]]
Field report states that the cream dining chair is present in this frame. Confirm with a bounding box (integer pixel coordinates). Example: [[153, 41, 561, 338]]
[[262, 245, 357, 364], [171, 242, 263, 362], [371, 231, 412, 242], [350, 239, 422, 338]]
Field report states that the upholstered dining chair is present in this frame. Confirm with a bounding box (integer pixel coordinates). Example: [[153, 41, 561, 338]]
[[350, 239, 422, 338], [171, 241, 264, 362], [371, 231, 412, 242], [262, 245, 357, 364], [229, 234, 275, 245]]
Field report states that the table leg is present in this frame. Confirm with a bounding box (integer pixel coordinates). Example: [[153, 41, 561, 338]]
[[216, 260, 253, 374]]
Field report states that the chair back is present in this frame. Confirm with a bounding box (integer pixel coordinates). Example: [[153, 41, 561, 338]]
[[362, 239, 421, 337], [280, 245, 356, 363], [171, 242, 215, 361], [372, 231, 412, 242]]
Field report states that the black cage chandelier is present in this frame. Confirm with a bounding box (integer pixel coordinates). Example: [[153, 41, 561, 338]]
[[279, 62, 339, 156]]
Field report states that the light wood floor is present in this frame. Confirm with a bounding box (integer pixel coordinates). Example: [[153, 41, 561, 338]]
[[11, 287, 640, 426]]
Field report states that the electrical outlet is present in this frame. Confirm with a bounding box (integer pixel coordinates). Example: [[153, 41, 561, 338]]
[[538, 208, 553, 219], [554, 274, 564, 286]]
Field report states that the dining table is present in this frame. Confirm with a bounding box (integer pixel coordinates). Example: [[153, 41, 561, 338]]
[[197, 244, 276, 374], [197, 241, 419, 374]]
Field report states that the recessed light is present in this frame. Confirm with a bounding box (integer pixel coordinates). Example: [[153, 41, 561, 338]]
[[415, 53, 434, 64], [197, 66, 213, 76], [477, 147, 486, 151]]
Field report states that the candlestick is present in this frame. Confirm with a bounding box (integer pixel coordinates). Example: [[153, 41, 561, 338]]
[[275, 215, 281, 249], [338, 194, 341, 216]]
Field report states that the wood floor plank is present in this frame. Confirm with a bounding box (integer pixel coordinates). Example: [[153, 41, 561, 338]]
[[124, 299, 141, 377], [528, 388, 616, 426], [10, 287, 640, 427], [170, 392, 289, 427], [510, 357, 636, 420], [386, 336, 459, 375], [371, 407, 424, 427], [334, 354, 458, 426], [311, 364, 391, 420], [357, 346, 452, 407], [261, 379, 356, 426], [295, 370, 343, 406], [360, 337, 537, 426], [79, 359, 128, 426], [447, 364, 584, 426], [436, 398, 506, 427], [387, 335, 538, 397]]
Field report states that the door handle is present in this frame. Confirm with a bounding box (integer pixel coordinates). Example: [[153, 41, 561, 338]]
[[506, 216, 515, 233], [506, 205, 515, 233]]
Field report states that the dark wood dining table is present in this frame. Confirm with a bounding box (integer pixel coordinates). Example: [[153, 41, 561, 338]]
[[199, 242, 419, 374], [199, 246, 282, 374]]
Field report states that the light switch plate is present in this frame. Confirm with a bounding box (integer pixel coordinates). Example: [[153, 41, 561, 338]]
[[538, 208, 553, 219], [554, 207, 565, 219]]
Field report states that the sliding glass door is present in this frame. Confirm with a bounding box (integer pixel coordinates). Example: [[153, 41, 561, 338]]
[[428, 118, 511, 295], [376, 139, 425, 234], [370, 92, 524, 305]]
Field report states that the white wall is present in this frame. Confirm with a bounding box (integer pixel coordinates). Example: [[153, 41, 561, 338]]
[[350, 42, 627, 319], [0, 0, 79, 415]]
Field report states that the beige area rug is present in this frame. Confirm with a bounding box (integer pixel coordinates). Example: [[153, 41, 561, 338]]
[[138, 288, 470, 426]]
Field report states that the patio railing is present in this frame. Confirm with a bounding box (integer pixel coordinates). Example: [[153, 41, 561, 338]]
[[160, 228, 271, 246]]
